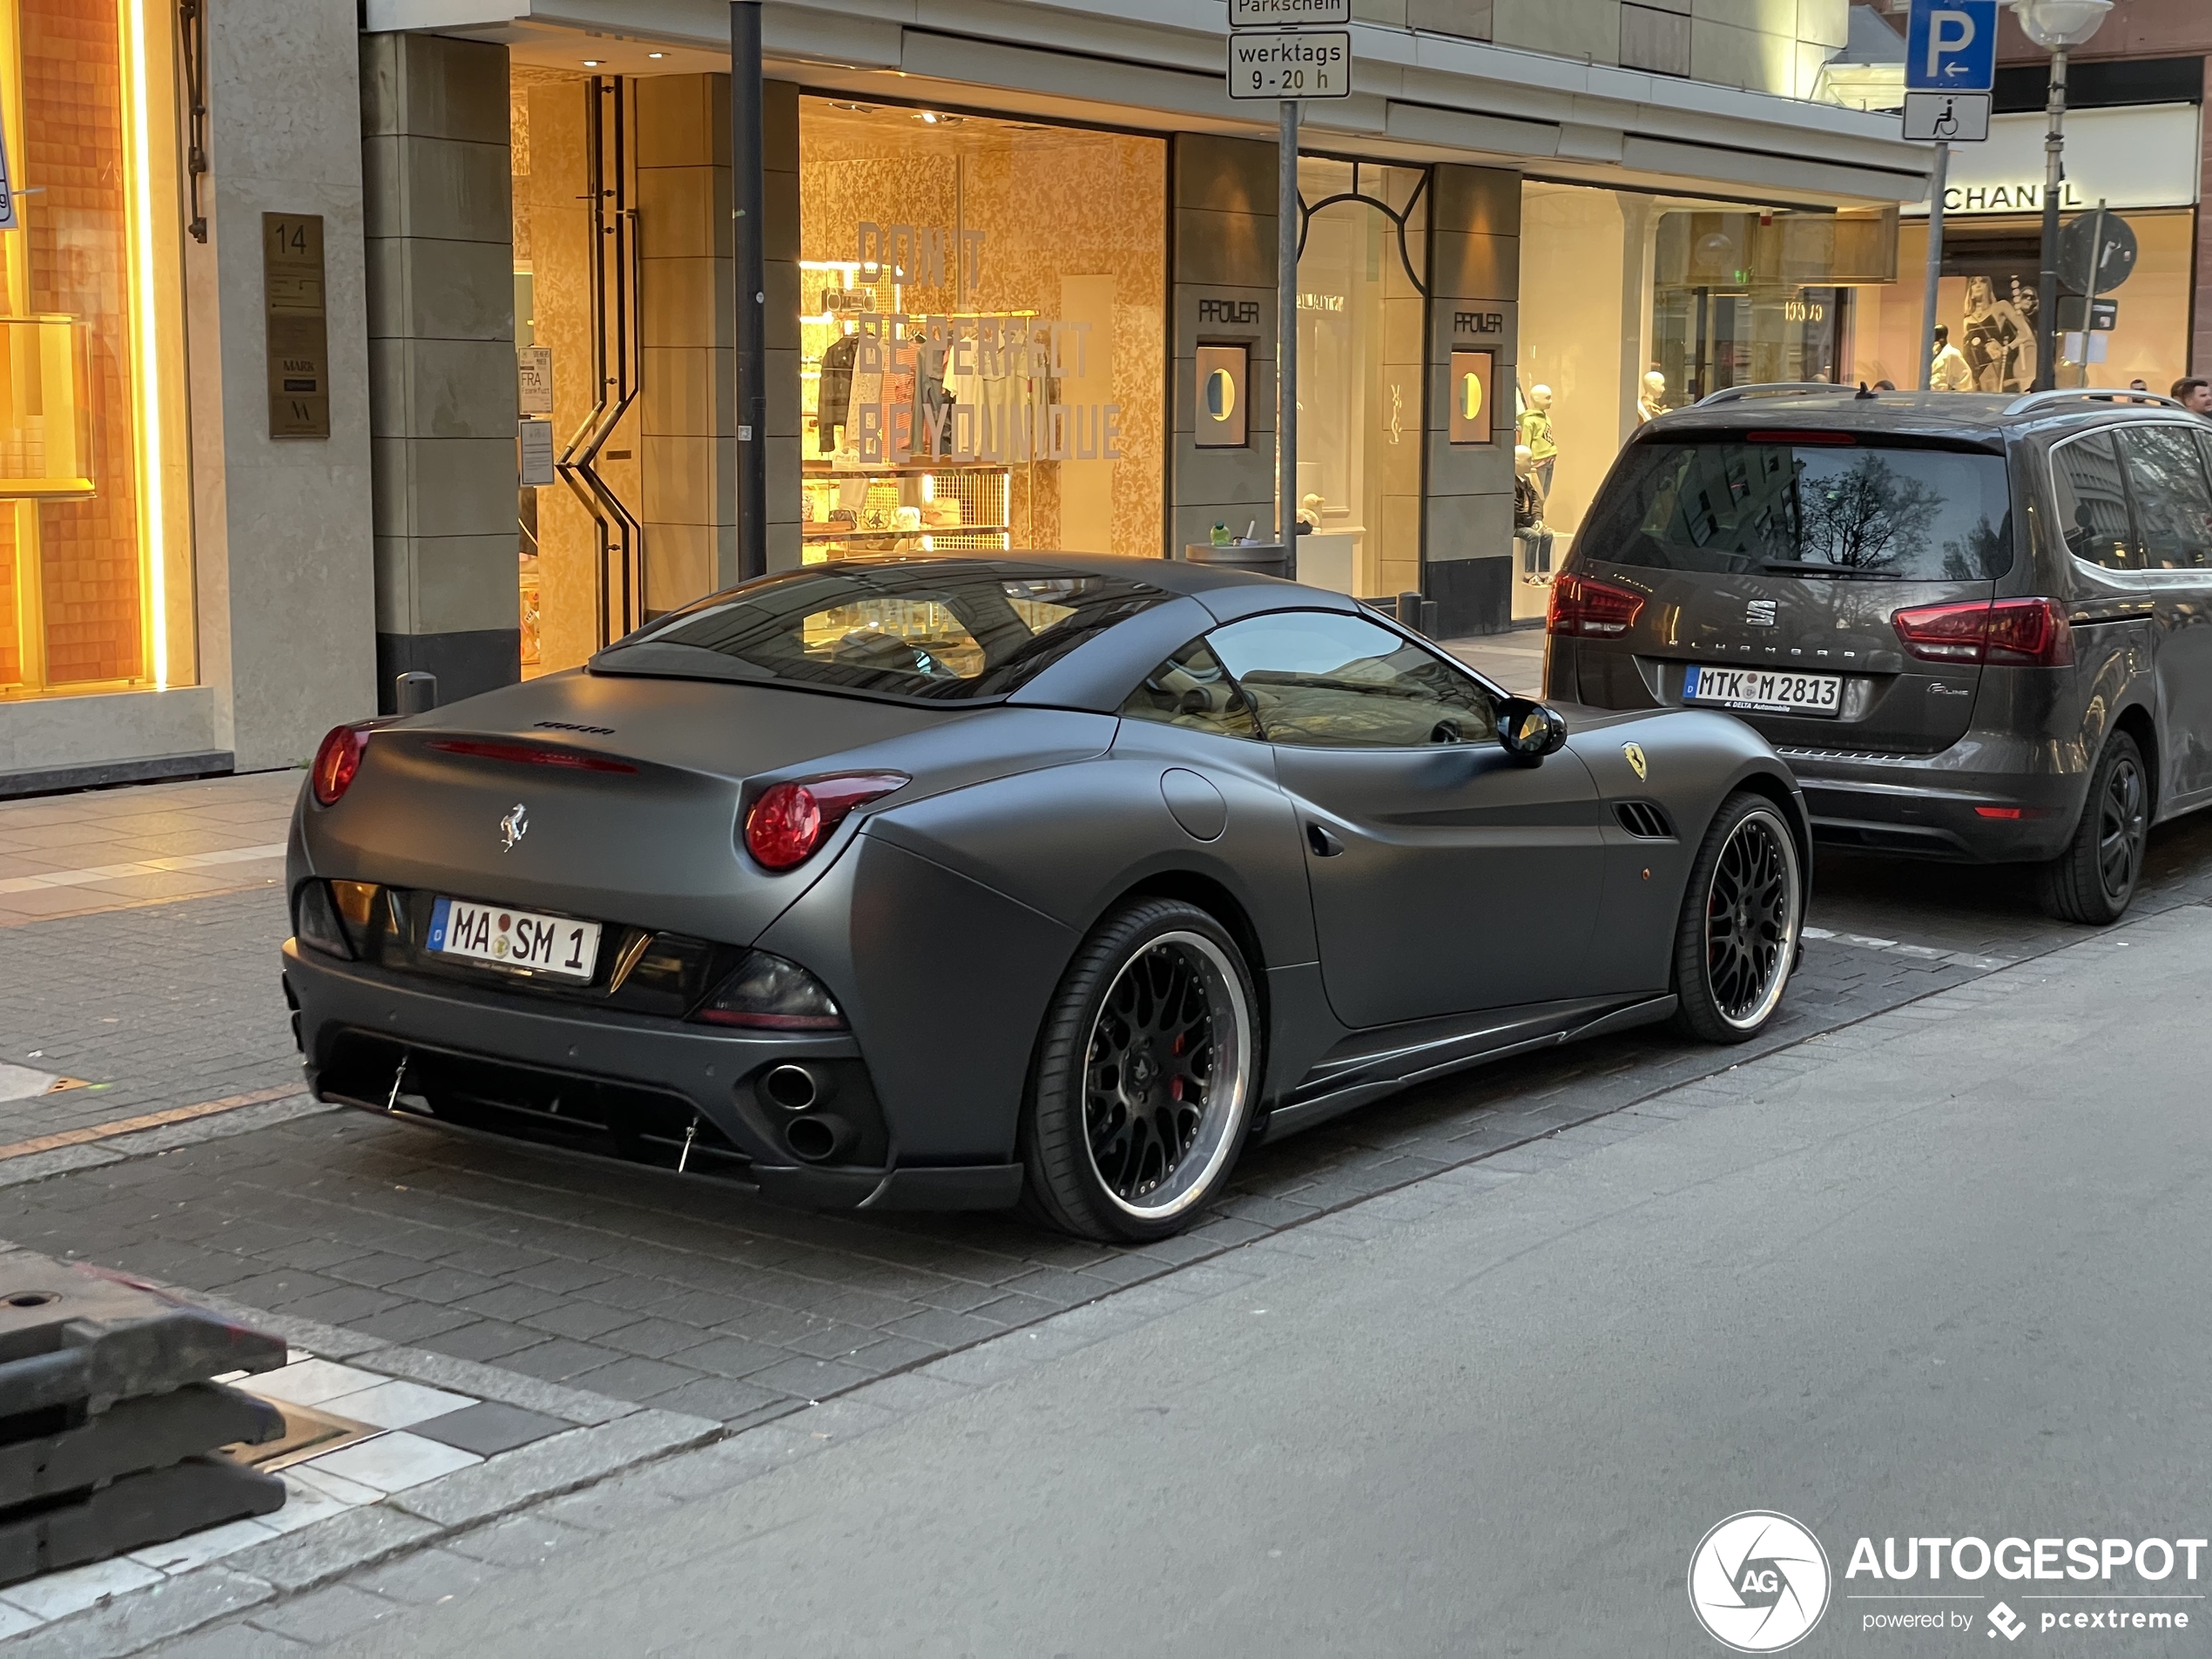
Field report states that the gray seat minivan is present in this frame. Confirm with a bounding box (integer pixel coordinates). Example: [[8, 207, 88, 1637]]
[[1545, 386, 2212, 924]]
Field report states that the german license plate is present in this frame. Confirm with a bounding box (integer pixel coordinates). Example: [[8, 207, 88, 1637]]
[[1685, 664, 1843, 717], [427, 896, 601, 981]]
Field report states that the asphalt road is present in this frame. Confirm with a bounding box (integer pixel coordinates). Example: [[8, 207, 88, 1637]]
[[321, 899, 2212, 1656]]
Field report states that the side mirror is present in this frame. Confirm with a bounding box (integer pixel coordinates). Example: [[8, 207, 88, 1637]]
[[1497, 698, 1568, 765]]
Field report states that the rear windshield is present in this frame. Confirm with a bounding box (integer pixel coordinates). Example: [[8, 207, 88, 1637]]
[[590, 561, 1166, 701], [1581, 440, 2013, 581]]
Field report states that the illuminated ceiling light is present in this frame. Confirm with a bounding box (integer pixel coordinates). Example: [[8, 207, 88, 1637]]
[[582, 58, 602, 67], [647, 51, 664, 58]]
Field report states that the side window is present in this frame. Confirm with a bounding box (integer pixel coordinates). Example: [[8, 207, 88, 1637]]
[[1119, 638, 1261, 740], [2049, 431, 2139, 570], [2118, 425, 2212, 570], [1206, 611, 1498, 749]]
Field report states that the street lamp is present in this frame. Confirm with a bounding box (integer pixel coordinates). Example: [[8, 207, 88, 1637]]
[[2012, 0, 2112, 391]]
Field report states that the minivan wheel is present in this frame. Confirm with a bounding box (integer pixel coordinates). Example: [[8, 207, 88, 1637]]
[[1671, 792, 1803, 1044], [2036, 731, 2148, 926], [1021, 899, 1259, 1243]]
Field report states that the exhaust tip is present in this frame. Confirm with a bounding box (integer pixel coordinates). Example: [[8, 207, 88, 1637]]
[[783, 1112, 852, 1163], [761, 1064, 819, 1113]]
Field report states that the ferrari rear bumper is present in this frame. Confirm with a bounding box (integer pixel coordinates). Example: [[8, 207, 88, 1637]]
[[282, 941, 1022, 1212]]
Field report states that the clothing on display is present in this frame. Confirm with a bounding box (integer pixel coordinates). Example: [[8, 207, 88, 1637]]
[[1513, 445, 1552, 582], [1518, 385, 1556, 502], [817, 331, 859, 453], [1931, 336, 1974, 392], [1636, 369, 1669, 424]]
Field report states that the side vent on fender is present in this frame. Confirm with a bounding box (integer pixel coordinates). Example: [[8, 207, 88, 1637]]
[[1614, 801, 1676, 840]]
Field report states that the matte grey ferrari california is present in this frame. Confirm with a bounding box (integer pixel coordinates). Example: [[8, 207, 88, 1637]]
[[283, 556, 1810, 1240]]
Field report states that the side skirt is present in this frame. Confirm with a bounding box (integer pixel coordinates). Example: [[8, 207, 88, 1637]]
[[1258, 993, 1677, 1144]]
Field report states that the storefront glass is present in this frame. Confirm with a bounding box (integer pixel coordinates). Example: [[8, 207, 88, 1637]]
[[797, 98, 1165, 565], [0, 0, 192, 701], [1515, 183, 1651, 619], [1851, 212, 2195, 394], [1293, 158, 1426, 599]]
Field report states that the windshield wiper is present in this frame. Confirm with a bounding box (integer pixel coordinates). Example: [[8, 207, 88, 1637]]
[[1759, 560, 1895, 579]]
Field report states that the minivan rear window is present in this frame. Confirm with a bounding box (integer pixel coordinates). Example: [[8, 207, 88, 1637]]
[[1581, 440, 2013, 581]]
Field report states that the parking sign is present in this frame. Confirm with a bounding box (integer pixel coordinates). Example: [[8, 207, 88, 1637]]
[[1905, 0, 1997, 92]]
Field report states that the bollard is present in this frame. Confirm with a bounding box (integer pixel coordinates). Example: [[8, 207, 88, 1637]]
[[1420, 599, 1440, 639], [395, 671, 438, 716], [1396, 591, 1424, 632]]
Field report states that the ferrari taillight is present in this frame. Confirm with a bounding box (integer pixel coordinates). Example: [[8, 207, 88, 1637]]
[[1893, 597, 2074, 667], [1548, 572, 1647, 637], [742, 772, 908, 872], [311, 725, 373, 806]]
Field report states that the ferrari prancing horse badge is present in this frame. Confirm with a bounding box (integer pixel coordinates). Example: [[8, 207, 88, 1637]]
[[1622, 742, 1647, 781]]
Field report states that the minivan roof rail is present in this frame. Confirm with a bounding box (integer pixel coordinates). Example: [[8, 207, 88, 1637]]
[[1693, 382, 1863, 407], [2003, 388, 2188, 415]]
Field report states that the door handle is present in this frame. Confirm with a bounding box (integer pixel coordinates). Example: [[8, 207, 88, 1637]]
[[1305, 822, 1344, 858]]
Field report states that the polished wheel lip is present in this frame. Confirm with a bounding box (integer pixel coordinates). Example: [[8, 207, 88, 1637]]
[[1703, 806, 1802, 1033], [2096, 752, 2147, 902], [1079, 928, 1253, 1223]]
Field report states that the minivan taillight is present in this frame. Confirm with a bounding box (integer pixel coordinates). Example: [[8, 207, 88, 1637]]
[[1892, 597, 2074, 667], [743, 772, 909, 872], [311, 725, 373, 806], [1548, 572, 1647, 637]]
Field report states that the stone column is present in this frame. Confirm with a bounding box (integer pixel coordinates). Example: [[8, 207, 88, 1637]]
[[360, 32, 518, 710], [187, 0, 378, 766], [1170, 135, 1277, 557], [636, 73, 735, 613], [1425, 163, 1520, 637]]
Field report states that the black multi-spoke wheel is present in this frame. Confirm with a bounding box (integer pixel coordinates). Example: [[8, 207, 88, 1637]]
[[2037, 731, 2148, 926], [1672, 792, 1803, 1043], [1022, 900, 1258, 1241]]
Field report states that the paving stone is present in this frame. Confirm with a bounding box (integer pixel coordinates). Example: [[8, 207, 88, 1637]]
[[393, 1408, 719, 1530], [665, 1332, 787, 1377], [410, 1400, 570, 1457], [441, 1514, 599, 1570], [219, 1507, 442, 1595], [495, 1337, 624, 1383], [246, 1582, 404, 1644], [638, 1375, 785, 1423], [566, 1354, 705, 1399], [348, 1344, 634, 1426], [3, 1568, 276, 1659], [348, 1544, 508, 1606], [126, 1622, 310, 1659], [415, 1318, 546, 1363]]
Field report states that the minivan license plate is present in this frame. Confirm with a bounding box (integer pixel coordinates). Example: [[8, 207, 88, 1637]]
[[428, 896, 600, 981], [1685, 664, 1842, 717]]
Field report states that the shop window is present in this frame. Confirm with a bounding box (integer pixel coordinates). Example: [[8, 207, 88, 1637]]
[[0, 0, 191, 700], [1516, 183, 1647, 623], [1852, 212, 2196, 396], [1294, 158, 1426, 602], [798, 99, 1165, 565]]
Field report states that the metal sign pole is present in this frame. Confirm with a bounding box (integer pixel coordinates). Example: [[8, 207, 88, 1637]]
[[1919, 141, 1948, 391], [1278, 97, 1298, 580], [2033, 46, 2068, 393]]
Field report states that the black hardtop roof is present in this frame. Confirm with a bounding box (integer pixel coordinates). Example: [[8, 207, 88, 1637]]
[[818, 549, 1352, 599], [1639, 387, 2205, 446]]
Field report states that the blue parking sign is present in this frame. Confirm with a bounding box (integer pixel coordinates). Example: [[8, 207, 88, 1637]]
[[1905, 0, 1997, 91]]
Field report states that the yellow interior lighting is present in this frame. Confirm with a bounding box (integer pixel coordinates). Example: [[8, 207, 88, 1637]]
[[121, 0, 170, 690]]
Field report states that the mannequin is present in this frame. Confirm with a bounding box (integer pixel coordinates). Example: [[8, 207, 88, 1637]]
[[1517, 384, 1556, 502], [1514, 445, 1553, 585], [1637, 369, 1669, 425]]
